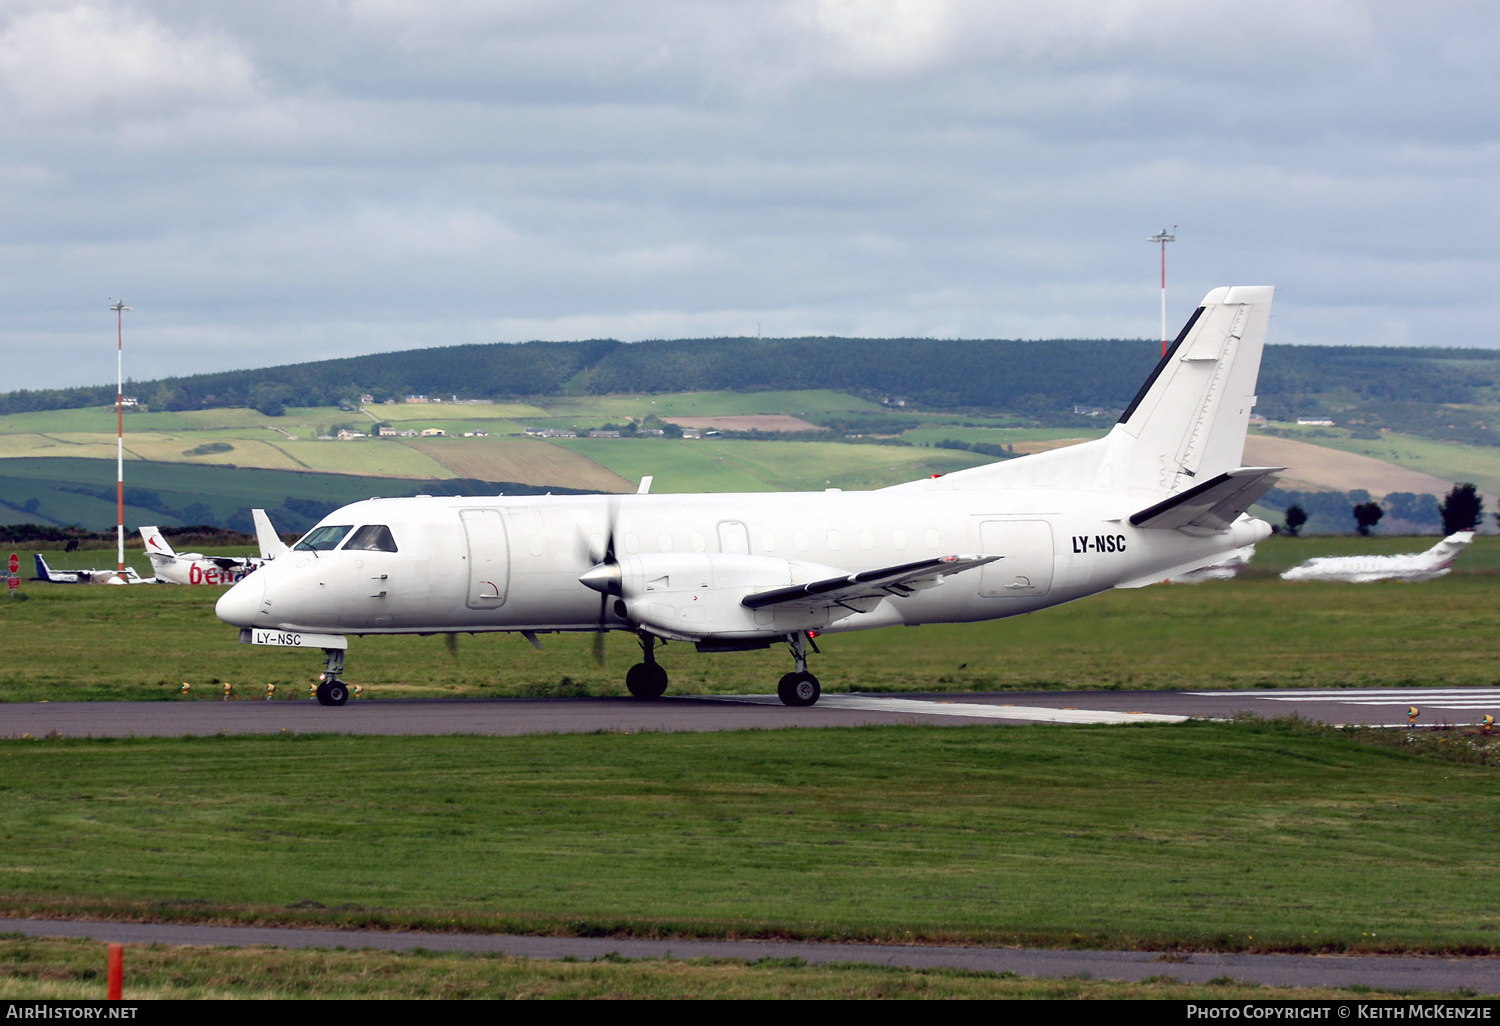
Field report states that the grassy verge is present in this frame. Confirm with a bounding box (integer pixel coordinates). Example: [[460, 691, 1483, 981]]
[[3, 537, 1497, 702], [2, 721, 1498, 954], [0, 935, 1469, 1000]]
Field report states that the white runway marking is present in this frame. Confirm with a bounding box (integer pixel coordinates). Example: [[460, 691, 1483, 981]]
[[1189, 687, 1500, 710], [706, 694, 1188, 725]]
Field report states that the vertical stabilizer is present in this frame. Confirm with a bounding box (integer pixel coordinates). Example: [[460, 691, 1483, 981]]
[[252, 508, 291, 559], [139, 525, 175, 559], [900, 286, 1275, 502], [1115, 285, 1273, 497], [33, 554, 52, 581]]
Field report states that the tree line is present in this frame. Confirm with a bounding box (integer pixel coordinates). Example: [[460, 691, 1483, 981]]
[[7, 337, 1500, 421]]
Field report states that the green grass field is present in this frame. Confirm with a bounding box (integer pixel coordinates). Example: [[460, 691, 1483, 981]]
[[555, 437, 990, 492], [0, 457, 458, 533], [368, 402, 548, 422], [541, 390, 886, 420], [1, 535, 1496, 703], [0, 935, 1434, 1000], [2, 720, 1499, 957]]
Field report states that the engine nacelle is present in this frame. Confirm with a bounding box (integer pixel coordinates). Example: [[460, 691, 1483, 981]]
[[612, 552, 847, 640]]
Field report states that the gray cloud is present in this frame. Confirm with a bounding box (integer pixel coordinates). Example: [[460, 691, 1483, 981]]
[[2, 0, 1498, 388]]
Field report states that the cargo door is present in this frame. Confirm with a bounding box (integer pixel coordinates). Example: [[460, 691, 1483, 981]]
[[461, 508, 510, 609], [977, 520, 1054, 598]]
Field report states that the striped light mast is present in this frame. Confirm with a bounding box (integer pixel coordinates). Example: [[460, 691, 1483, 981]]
[[109, 299, 132, 572], [1147, 226, 1176, 357]]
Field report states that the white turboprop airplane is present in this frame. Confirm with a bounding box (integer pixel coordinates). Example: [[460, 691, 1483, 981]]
[[141, 509, 290, 585], [218, 286, 1282, 707], [1280, 531, 1473, 583], [33, 554, 147, 585]]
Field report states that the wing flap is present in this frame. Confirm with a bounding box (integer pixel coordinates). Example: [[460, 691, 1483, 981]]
[[1129, 467, 1282, 532], [741, 554, 998, 610]]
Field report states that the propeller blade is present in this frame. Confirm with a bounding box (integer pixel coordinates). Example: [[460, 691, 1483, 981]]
[[592, 627, 606, 667], [443, 633, 458, 660]]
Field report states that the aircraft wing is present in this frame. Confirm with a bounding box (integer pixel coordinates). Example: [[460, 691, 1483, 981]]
[[1129, 467, 1282, 532], [208, 556, 248, 570], [741, 554, 998, 610]]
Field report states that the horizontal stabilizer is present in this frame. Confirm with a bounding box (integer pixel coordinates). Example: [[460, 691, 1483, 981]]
[[1129, 467, 1282, 532], [742, 554, 997, 610]]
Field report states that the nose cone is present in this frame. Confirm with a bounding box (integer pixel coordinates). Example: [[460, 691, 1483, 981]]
[[216, 571, 266, 627]]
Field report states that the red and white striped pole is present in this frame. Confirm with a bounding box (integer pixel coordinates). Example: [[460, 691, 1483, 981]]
[[1147, 227, 1176, 357], [110, 299, 131, 572]]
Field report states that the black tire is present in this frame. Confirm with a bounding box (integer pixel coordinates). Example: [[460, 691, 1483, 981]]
[[777, 671, 820, 707], [316, 680, 349, 707], [625, 662, 669, 699]]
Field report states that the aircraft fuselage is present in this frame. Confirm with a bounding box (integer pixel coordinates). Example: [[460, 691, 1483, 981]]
[[217, 489, 1270, 641]]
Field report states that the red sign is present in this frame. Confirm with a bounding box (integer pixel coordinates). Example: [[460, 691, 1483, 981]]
[[6, 553, 16, 575], [7, 576, 18, 591]]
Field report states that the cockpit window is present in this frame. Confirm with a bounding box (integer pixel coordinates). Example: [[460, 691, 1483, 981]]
[[294, 525, 352, 551], [342, 524, 398, 552]]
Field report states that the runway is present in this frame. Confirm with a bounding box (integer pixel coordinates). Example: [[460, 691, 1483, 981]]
[[5, 686, 1500, 737], [7, 918, 1499, 993]]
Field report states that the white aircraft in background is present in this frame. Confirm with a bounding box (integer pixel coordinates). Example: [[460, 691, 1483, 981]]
[[142, 509, 290, 585], [33, 554, 146, 585], [218, 286, 1282, 707], [1168, 544, 1258, 583], [1280, 532, 1473, 583]]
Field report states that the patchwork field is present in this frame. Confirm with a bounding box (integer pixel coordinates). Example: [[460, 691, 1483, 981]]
[[555, 437, 990, 492], [1, 395, 1494, 532], [368, 402, 547, 421], [407, 435, 633, 491], [1244, 433, 1459, 496]]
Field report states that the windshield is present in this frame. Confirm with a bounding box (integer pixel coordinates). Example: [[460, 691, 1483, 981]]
[[294, 525, 352, 551], [342, 525, 398, 552]]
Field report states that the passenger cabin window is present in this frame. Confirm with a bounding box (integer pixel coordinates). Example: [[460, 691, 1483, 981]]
[[294, 525, 351, 551], [342, 525, 399, 552]]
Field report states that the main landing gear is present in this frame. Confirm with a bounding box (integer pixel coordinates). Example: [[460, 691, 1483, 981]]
[[618, 631, 822, 707], [625, 634, 669, 699], [777, 632, 821, 707], [316, 647, 349, 707]]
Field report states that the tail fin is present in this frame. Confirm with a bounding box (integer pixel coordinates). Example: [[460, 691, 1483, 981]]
[[252, 509, 290, 559], [913, 286, 1275, 506], [33, 554, 51, 581], [1114, 285, 1273, 496], [139, 525, 175, 558]]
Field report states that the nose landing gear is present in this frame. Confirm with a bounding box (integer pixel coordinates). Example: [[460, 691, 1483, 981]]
[[625, 633, 669, 698], [316, 648, 349, 706]]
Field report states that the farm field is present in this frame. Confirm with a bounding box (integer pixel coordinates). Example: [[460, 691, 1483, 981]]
[[406, 435, 633, 491], [554, 437, 990, 492], [368, 402, 547, 421], [1273, 429, 1500, 499], [2, 720, 1499, 956], [2, 395, 1496, 534], [2, 536, 1496, 703], [538, 389, 887, 419], [0, 458, 453, 537]]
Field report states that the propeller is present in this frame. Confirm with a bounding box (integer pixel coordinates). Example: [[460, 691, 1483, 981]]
[[577, 498, 623, 667], [443, 633, 459, 660]]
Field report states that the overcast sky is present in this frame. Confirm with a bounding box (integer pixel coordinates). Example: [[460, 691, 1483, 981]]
[[2, 1, 1497, 390]]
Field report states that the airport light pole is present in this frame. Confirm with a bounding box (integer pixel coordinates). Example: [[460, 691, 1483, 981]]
[[1147, 227, 1176, 357], [110, 299, 131, 572]]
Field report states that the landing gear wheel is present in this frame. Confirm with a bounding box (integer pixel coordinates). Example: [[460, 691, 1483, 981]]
[[316, 679, 349, 706], [778, 671, 820, 707], [626, 662, 669, 699]]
